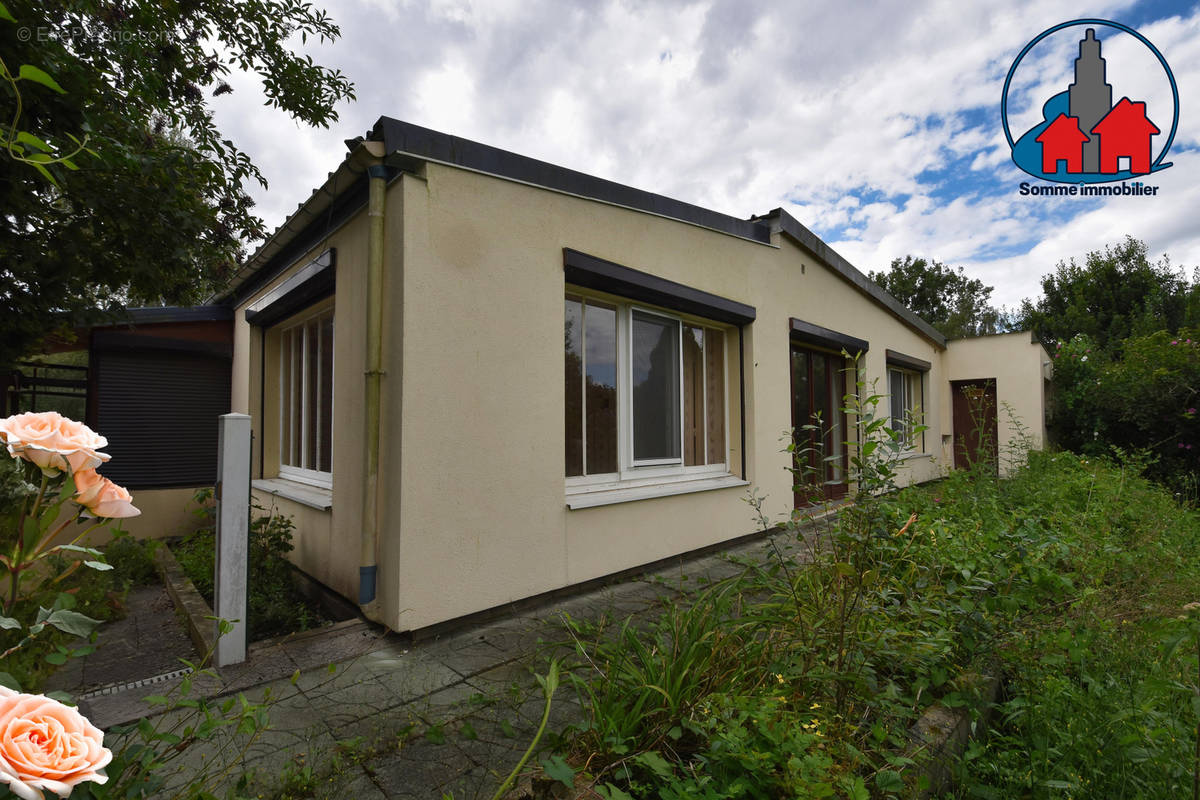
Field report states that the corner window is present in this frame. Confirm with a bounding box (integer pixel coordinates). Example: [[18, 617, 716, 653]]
[[566, 293, 727, 482], [888, 367, 924, 450], [278, 305, 334, 487]]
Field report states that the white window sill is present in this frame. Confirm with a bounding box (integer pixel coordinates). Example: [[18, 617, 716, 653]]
[[252, 478, 332, 511], [899, 452, 934, 462], [566, 474, 749, 509]]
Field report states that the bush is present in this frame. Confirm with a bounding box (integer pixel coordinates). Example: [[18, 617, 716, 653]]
[[103, 533, 159, 590], [1050, 328, 1199, 498], [551, 433, 1200, 798], [173, 492, 327, 641]]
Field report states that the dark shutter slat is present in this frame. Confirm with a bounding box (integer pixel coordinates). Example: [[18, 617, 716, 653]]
[[94, 350, 231, 489]]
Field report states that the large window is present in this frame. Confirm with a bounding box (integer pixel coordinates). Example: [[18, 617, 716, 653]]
[[278, 305, 334, 487], [888, 367, 924, 449], [566, 294, 727, 481]]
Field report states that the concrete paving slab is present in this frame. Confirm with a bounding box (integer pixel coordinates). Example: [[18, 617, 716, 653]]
[[361, 648, 465, 701], [408, 680, 491, 726], [467, 616, 558, 657], [278, 619, 388, 668], [434, 761, 511, 800], [334, 768, 390, 799], [326, 702, 423, 745], [369, 735, 479, 794]]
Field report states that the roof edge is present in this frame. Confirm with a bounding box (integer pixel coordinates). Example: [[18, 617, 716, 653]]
[[765, 209, 947, 349], [98, 305, 234, 325], [373, 117, 772, 245]]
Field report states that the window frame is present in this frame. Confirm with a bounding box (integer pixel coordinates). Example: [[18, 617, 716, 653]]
[[276, 302, 335, 490], [789, 341, 851, 505], [566, 290, 731, 492], [887, 366, 925, 452]]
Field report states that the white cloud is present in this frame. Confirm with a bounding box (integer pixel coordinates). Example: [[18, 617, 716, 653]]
[[209, 0, 1200, 310]]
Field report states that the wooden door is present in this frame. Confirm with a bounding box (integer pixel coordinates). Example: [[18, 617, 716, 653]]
[[952, 379, 998, 471], [790, 343, 848, 506]]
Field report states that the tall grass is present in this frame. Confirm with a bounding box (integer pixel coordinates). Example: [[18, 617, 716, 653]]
[[549, 418, 1200, 797]]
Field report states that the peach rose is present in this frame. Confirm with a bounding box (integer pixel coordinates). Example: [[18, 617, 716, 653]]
[[0, 687, 112, 800], [53, 418, 109, 473], [0, 412, 71, 473], [0, 413, 110, 475], [72, 469, 105, 509], [78, 476, 140, 519]]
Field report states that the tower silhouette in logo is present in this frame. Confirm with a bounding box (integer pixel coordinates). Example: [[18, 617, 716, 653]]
[[1068, 29, 1112, 173]]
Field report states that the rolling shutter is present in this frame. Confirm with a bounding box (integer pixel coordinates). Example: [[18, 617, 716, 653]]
[[92, 342, 231, 489]]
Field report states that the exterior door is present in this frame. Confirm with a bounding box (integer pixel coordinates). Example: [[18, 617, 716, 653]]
[[790, 343, 848, 506], [952, 379, 998, 470]]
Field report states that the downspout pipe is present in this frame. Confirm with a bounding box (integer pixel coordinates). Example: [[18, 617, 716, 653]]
[[360, 157, 388, 605]]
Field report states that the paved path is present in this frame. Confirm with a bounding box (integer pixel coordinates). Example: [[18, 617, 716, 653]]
[[46, 584, 199, 698], [87, 522, 827, 799]]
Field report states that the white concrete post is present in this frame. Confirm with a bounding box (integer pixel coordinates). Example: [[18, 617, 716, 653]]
[[214, 413, 251, 667]]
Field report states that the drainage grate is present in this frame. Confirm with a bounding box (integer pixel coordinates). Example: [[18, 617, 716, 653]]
[[78, 667, 194, 700]]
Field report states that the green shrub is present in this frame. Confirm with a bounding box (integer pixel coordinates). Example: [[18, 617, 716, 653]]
[[173, 492, 327, 641], [103, 532, 159, 590], [1050, 328, 1200, 497], [553, 424, 1200, 797]]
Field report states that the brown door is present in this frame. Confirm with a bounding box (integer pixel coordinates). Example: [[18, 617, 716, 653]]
[[952, 379, 998, 470], [790, 343, 848, 506]]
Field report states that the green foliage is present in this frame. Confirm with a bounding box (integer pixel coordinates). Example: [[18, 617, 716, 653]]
[[0, 0, 355, 368], [644, 693, 840, 800], [1020, 236, 1198, 352], [0, 534, 157, 690], [868, 255, 1011, 339], [173, 492, 327, 641], [101, 532, 159, 590], [552, 389, 1200, 798], [944, 451, 1200, 799], [0, 451, 143, 690], [1049, 329, 1198, 494], [562, 580, 762, 759], [61, 655, 272, 799]]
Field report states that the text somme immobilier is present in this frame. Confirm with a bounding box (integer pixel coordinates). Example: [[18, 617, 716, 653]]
[[1019, 181, 1160, 196]]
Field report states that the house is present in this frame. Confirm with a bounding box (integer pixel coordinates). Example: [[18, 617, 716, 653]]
[[1036, 113, 1089, 174], [1092, 97, 1160, 174], [205, 117, 1050, 633]]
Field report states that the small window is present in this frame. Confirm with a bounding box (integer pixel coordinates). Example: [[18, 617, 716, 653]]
[[566, 293, 727, 481], [565, 297, 618, 476], [279, 306, 334, 487], [888, 367, 924, 450]]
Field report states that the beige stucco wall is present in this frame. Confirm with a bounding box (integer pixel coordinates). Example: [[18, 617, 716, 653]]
[[231, 158, 1046, 632], [943, 332, 1051, 473], [96, 487, 205, 542], [758, 236, 946, 490], [383, 163, 948, 630], [231, 181, 404, 603]]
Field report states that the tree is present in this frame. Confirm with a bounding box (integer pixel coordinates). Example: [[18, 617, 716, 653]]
[[868, 256, 1007, 339], [0, 0, 355, 368], [1019, 236, 1195, 353], [1049, 330, 1198, 493]]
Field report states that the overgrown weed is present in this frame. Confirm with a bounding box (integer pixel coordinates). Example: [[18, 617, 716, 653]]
[[546, 365, 1200, 798]]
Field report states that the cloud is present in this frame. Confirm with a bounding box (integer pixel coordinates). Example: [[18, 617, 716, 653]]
[[210, 0, 1199, 310]]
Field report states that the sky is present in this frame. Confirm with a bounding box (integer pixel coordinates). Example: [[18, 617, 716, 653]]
[[209, 0, 1200, 311]]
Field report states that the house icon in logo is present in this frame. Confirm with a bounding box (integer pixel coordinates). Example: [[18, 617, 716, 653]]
[[1092, 97, 1160, 173], [1003, 20, 1177, 185]]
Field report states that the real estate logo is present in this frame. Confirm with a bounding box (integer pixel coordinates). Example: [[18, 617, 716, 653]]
[[1002, 19, 1178, 196]]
